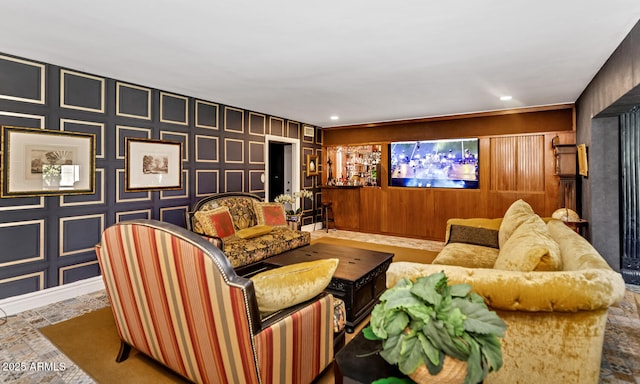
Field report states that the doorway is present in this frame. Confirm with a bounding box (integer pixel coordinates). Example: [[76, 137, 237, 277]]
[[268, 142, 290, 201], [264, 135, 300, 206]]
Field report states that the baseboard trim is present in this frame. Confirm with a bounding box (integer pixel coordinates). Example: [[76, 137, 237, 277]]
[[0, 276, 105, 316], [302, 222, 322, 232]]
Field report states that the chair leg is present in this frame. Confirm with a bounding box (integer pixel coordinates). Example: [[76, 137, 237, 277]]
[[323, 206, 329, 233], [329, 207, 335, 231], [116, 340, 132, 363]]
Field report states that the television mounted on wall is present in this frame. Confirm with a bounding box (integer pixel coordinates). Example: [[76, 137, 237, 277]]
[[389, 138, 479, 189]]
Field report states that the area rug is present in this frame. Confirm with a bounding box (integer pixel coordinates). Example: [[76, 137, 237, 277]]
[[39, 290, 640, 384], [600, 289, 640, 383], [312, 236, 439, 264], [39, 307, 189, 384], [38, 237, 639, 383]]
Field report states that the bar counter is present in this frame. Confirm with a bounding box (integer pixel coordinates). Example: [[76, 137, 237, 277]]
[[320, 185, 381, 232]]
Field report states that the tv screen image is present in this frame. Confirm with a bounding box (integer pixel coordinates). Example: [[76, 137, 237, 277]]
[[389, 138, 479, 188]]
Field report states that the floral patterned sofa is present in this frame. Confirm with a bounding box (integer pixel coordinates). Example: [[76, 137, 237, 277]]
[[186, 192, 311, 273]]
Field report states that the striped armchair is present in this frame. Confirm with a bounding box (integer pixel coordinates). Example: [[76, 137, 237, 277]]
[[95, 219, 334, 384]]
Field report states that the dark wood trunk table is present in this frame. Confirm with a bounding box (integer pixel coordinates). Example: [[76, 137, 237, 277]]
[[263, 242, 394, 333]]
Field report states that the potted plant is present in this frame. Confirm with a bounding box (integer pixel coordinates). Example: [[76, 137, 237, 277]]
[[275, 189, 313, 218], [363, 272, 507, 384]]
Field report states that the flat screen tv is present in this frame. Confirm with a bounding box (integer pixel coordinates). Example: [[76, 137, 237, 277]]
[[389, 138, 479, 189]]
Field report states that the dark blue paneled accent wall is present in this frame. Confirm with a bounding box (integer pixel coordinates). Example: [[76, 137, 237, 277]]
[[0, 52, 323, 299]]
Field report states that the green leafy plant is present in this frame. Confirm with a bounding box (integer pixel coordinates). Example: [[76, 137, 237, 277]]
[[364, 272, 507, 384]]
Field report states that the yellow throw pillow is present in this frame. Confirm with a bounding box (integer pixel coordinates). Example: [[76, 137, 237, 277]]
[[251, 258, 339, 313], [495, 215, 562, 272], [498, 199, 535, 248], [236, 225, 273, 239]]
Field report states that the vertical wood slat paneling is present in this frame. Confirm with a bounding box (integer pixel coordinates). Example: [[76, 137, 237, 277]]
[[491, 135, 544, 192], [517, 135, 545, 192], [490, 137, 517, 191]]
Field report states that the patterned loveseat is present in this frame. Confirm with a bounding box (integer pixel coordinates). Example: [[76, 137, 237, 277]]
[[186, 192, 311, 273]]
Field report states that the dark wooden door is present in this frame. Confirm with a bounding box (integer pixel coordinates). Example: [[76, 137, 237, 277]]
[[269, 142, 285, 202]]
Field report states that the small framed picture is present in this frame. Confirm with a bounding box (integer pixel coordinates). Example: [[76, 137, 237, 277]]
[[125, 138, 183, 192], [303, 125, 315, 142], [303, 125, 315, 137], [306, 154, 319, 177], [577, 144, 588, 177], [1, 126, 96, 197]]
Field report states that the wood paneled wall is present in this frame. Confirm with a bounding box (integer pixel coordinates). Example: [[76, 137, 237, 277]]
[[322, 106, 576, 241]]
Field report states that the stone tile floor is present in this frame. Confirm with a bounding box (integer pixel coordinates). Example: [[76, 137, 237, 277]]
[[0, 290, 109, 383], [309, 228, 445, 252], [0, 228, 637, 383]]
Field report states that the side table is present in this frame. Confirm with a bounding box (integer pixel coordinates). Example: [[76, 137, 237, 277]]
[[334, 328, 403, 384], [563, 219, 588, 236]]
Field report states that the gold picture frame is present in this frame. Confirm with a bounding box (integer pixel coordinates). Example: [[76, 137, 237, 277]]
[[577, 144, 588, 177], [1, 126, 96, 197], [306, 154, 318, 177], [125, 138, 183, 192]]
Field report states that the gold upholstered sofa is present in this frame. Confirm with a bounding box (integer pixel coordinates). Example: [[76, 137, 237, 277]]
[[386, 199, 626, 384]]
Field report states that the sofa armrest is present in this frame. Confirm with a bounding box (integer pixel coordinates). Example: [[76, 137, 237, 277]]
[[258, 292, 329, 329], [387, 262, 626, 312]]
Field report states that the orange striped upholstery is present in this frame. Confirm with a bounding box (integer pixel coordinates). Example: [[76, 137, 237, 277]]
[[254, 294, 334, 383], [96, 220, 333, 384]]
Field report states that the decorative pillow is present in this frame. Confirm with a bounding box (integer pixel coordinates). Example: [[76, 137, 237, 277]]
[[447, 225, 499, 249], [193, 206, 236, 240], [253, 201, 287, 227], [494, 215, 562, 272], [498, 199, 535, 248], [251, 258, 339, 313], [445, 218, 502, 244], [236, 225, 273, 239], [433, 243, 500, 269]]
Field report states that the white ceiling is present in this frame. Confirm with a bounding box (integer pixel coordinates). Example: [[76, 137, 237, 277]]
[[1, 1, 639, 127]]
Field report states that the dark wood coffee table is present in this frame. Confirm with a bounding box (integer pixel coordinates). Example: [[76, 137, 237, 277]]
[[264, 242, 394, 333]]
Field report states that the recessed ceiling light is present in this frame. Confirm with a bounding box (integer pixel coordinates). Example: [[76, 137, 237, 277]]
[[500, 95, 513, 101], [330, 115, 339, 120]]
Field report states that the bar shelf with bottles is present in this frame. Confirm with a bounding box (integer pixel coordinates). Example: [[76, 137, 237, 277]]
[[324, 144, 382, 187], [320, 144, 382, 232]]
